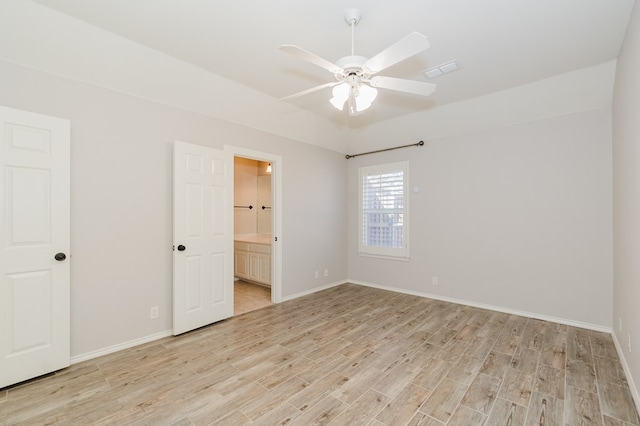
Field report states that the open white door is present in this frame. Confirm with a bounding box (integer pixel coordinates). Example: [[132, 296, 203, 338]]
[[173, 141, 233, 335], [0, 106, 70, 388]]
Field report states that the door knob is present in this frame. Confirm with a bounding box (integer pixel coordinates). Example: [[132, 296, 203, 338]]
[[177, 245, 186, 251], [54, 253, 66, 261]]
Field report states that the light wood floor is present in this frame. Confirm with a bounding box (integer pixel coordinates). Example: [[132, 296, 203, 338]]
[[235, 280, 273, 316], [1, 284, 638, 425]]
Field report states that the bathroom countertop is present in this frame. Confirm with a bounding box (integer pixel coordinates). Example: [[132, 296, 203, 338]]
[[234, 233, 272, 245]]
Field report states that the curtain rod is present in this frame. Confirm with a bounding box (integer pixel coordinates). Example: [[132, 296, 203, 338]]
[[345, 140, 424, 159]]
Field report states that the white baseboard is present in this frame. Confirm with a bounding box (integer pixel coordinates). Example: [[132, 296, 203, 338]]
[[70, 281, 347, 364], [280, 280, 347, 303], [348, 279, 612, 333], [70, 330, 173, 364], [69, 280, 614, 371], [612, 332, 640, 414], [69, 281, 346, 364]]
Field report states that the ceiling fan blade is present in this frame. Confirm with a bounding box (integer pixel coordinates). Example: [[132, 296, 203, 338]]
[[364, 32, 430, 74], [279, 81, 339, 101], [369, 76, 437, 96], [280, 45, 343, 74]]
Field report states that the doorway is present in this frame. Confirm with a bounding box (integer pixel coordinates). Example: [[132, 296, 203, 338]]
[[228, 146, 282, 315]]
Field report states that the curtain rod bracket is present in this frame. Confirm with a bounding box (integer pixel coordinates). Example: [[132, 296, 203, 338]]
[[345, 140, 424, 159]]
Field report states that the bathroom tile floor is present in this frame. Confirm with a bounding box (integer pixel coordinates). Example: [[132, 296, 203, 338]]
[[235, 280, 272, 316]]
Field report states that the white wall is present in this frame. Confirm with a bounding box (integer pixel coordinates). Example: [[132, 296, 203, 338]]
[[234, 157, 258, 234], [348, 61, 616, 155], [0, 0, 349, 152], [257, 173, 273, 234], [612, 0, 640, 408], [348, 108, 613, 329], [233, 158, 273, 235], [0, 59, 348, 358]]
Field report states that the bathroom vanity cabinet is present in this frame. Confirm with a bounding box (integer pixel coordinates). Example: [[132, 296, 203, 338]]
[[234, 234, 271, 286]]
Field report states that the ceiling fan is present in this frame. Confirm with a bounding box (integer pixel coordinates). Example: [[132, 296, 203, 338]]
[[279, 8, 436, 115]]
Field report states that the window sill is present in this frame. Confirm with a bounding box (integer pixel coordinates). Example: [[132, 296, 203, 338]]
[[358, 252, 410, 262]]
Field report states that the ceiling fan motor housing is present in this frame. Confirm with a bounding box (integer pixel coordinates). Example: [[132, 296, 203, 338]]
[[335, 55, 369, 82]]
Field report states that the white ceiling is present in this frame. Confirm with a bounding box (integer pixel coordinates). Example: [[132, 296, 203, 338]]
[[32, 0, 635, 129]]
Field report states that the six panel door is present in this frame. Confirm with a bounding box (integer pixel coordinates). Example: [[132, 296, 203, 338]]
[[0, 106, 70, 388], [173, 141, 233, 335]]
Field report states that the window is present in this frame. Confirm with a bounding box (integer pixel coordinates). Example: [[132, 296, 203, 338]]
[[358, 161, 409, 259]]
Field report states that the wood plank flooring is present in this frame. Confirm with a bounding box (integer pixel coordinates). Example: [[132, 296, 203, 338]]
[[1, 284, 638, 425]]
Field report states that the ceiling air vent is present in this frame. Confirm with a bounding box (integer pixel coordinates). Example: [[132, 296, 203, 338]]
[[424, 60, 459, 79]]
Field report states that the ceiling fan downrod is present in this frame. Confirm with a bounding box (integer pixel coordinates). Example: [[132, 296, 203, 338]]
[[344, 9, 361, 56]]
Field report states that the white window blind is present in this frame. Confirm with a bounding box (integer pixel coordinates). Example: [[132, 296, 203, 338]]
[[358, 161, 409, 259]]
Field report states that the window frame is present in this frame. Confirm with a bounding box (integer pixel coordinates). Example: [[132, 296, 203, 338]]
[[357, 161, 410, 260]]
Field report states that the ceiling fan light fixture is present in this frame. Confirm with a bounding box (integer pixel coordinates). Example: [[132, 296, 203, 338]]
[[355, 84, 377, 112], [330, 82, 350, 110]]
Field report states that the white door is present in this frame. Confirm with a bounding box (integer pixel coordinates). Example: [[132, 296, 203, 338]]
[[0, 106, 70, 388], [173, 141, 233, 335]]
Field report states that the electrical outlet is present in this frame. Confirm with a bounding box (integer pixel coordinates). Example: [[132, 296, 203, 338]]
[[150, 306, 159, 319], [629, 334, 632, 353], [324, 269, 329, 277], [432, 276, 439, 286], [314, 270, 319, 279]]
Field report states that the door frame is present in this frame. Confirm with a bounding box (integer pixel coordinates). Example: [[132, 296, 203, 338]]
[[226, 145, 283, 303]]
